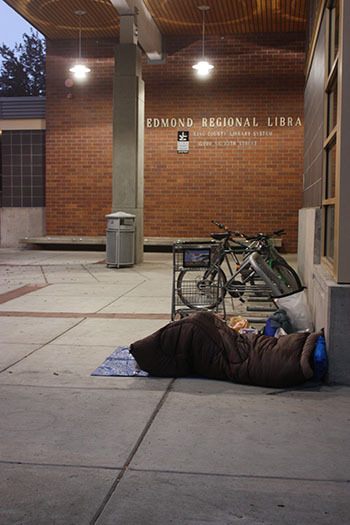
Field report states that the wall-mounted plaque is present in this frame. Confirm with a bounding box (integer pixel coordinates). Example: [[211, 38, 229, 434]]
[[177, 131, 189, 153]]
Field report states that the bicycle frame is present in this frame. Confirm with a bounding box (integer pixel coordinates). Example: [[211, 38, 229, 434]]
[[207, 225, 293, 297], [256, 238, 282, 266], [205, 238, 267, 295], [218, 240, 242, 277], [175, 227, 293, 312], [205, 236, 245, 278]]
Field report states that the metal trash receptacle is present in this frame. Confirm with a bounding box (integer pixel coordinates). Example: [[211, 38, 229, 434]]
[[106, 211, 135, 268]]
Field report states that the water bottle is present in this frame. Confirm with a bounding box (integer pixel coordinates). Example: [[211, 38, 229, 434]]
[[313, 335, 328, 381]]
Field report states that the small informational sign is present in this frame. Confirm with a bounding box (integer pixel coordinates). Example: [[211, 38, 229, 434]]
[[177, 131, 189, 153], [183, 247, 210, 268]]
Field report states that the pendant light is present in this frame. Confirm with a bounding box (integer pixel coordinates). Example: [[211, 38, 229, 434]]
[[192, 5, 214, 77], [69, 10, 91, 80]]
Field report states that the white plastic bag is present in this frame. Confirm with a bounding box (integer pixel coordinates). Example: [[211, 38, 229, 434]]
[[274, 289, 314, 332], [274, 327, 288, 338]]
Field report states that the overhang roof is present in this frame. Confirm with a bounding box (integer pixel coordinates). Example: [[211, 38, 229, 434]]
[[4, 0, 307, 40]]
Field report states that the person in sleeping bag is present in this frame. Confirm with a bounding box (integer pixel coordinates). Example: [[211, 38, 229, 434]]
[[130, 312, 324, 388]]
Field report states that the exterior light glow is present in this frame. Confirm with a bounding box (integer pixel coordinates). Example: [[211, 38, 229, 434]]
[[193, 6, 214, 77], [69, 63, 91, 80], [69, 10, 91, 81], [192, 60, 214, 77]]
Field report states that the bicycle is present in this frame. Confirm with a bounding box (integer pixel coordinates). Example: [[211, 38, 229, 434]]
[[176, 221, 302, 310], [235, 228, 302, 292]]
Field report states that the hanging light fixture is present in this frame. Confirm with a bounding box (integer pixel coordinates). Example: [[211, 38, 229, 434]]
[[69, 10, 91, 80], [192, 5, 214, 77]]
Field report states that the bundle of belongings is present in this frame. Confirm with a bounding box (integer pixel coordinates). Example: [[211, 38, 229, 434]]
[[130, 312, 326, 389]]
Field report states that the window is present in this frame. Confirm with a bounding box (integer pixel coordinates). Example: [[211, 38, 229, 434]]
[[327, 78, 337, 135], [325, 141, 336, 199], [322, 0, 339, 263], [1, 130, 45, 208], [329, 0, 339, 65], [324, 205, 335, 260]]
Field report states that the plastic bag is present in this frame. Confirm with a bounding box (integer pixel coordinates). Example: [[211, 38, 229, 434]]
[[274, 327, 288, 338], [263, 317, 277, 336], [239, 328, 258, 335], [228, 316, 249, 332], [313, 335, 328, 381], [263, 309, 293, 336], [274, 289, 314, 332]]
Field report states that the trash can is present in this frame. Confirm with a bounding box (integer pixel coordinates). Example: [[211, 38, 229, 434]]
[[106, 211, 135, 268]]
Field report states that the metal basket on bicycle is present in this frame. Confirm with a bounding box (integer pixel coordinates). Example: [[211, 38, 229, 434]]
[[172, 241, 224, 319]]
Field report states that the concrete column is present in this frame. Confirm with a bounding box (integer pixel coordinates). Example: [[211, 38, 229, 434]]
[[112, 43, 144, 263]]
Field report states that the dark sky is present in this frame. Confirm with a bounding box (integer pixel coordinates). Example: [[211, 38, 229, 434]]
[[0, 1, 40, 48]]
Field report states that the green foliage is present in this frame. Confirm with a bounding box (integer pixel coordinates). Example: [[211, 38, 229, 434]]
[[0, 29, 46, 96]]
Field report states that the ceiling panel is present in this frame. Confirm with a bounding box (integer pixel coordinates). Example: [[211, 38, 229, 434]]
[[4, 0, 307, 39]]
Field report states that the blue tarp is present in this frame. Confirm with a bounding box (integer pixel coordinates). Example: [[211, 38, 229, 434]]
[[91, 346, 148, 377]]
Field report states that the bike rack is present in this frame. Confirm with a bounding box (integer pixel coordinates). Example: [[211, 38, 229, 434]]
[[171, 241, 225, 320], [171, 241, 282, 327]]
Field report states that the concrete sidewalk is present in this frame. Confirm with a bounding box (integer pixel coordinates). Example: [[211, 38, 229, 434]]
[[0, 248, 349, 525]]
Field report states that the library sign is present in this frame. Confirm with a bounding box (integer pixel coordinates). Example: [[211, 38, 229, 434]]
[[146, 116, 302, 150]]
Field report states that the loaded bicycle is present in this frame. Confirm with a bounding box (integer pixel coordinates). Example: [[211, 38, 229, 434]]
[[233, 225, 302, 291], [176, 221, 302, 310]]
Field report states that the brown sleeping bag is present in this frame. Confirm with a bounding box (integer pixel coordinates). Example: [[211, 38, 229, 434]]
[[130, 312, 319, 388]]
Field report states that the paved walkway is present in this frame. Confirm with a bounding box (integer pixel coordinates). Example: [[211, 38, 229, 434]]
[[0, 249, 349, 524]]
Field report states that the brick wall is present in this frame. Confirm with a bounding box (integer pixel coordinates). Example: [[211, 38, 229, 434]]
[[45, 39, 114, 236], [46, 33, 305, 251], [144, 34, 305, 252]]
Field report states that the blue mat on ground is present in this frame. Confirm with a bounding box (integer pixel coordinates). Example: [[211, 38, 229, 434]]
[[91, 346, 149, 377]]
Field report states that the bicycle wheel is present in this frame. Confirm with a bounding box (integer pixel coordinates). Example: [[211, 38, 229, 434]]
[[271, 261, 302, 293], [177, 267, 227, 309]]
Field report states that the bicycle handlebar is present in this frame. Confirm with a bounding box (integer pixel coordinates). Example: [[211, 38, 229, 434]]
[[210, 220, 286, 254], [211, 221, 285, 242], [211, 220, 227, 230], [239, 229, 286, 241], [273, 229, 285, 237], [211, 220, 241, 237]]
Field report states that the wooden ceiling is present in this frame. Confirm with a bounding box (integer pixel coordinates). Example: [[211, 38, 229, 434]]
[[145, 0, 308, 35], [4, 0, 308, 40], [4, 0, 120, 39]]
